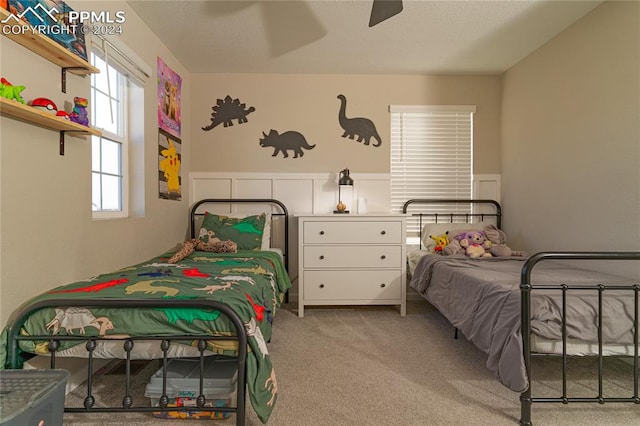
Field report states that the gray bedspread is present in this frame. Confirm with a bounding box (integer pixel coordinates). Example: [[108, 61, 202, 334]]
[[409, 254, 638, 393]]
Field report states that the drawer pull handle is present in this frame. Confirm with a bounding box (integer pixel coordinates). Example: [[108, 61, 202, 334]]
[[380, 255, 386, 260], [319, 255, 325, 260], [319, 284, 325, 288], [380, 230, 386, 235], [319, 230, 325, 235], [380, 283, 386, 288]]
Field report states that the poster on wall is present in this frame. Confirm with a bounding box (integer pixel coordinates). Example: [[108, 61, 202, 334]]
[[157, 57, 182, 138], [158, 128, 182, 201], [6, 0, 88, 60]]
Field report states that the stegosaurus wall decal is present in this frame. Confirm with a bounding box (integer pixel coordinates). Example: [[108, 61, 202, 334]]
[[202, 95, 256, 130]]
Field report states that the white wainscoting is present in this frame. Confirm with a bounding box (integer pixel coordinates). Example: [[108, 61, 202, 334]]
[[189, 172, 500, 304], [189, 172, 391, 215]]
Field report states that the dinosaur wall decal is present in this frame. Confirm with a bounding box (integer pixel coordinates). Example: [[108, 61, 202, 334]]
[[337, 94, 382, 147], [202, 95, 255, 130], [259, 129, 316, 158]]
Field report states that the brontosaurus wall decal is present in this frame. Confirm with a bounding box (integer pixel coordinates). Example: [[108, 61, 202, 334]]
[[337, 94, 382, 147]]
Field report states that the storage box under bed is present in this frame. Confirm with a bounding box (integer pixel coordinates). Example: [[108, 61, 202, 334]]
[[145, 356, 238, 420]]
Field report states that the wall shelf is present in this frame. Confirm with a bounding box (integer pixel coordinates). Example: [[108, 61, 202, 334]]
[[1, 97, 102, 155], [1, 8, 101, 154], [1, 8, 99, 92]]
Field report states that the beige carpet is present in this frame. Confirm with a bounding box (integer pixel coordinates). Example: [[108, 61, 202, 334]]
[[64, 301, 639, 425]]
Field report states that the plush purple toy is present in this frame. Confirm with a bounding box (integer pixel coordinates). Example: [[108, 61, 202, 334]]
[[69, 97, 89, 126], [458, 231, 493, 258]]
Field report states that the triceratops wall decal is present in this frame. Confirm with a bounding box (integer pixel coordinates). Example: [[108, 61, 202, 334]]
[[336, 94, 382, 147], [202, 95, 255, 130], [259, 129, 316, 159]]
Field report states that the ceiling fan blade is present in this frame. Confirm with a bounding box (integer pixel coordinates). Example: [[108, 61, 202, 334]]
[[369, 0, 403, 27], [261, 1, 327, 57]]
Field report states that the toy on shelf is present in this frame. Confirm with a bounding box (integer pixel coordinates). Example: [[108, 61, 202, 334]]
[[28, 98, 71, 120], [69, 97, 89, 126], [30, 98, 58, 114], [0, 78, 26, 104]]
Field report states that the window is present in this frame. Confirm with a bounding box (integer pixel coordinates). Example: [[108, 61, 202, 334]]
[[91, 53, 127, 217], [390, 105, 475, 239], [89, 36, 150, 219]]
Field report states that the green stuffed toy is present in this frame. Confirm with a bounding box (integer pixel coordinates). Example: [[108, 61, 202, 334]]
[[0, 78, 26, 104]]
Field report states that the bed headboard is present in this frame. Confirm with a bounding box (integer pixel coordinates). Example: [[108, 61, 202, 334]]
[[189, 198, 290, 273], [402, 199, 502, 249]]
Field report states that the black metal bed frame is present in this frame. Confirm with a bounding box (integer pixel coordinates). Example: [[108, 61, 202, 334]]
[[6, 299, 249, 423], [402, 198, 502, 250], [520, 252, 640, 426], [5, 198, 291, 426], [402, 199, 640, 425], [190, 198, 289, 273]]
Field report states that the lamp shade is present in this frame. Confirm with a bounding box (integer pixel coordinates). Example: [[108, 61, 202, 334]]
[[338, 168, 354, 186]]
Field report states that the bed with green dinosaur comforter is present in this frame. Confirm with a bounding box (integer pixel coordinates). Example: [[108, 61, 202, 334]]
[[0, 249, 291, 424]]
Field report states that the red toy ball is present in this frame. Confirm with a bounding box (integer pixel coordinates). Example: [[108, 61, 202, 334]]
[[29, 98, 58, 115]]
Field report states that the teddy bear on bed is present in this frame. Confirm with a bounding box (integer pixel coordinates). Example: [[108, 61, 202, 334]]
[[458, 231, 493, 258], [442, 230, 492, 258], [483, 224, 528, 257]]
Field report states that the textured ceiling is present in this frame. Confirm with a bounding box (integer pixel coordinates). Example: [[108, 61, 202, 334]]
[[127, 0, 603, 74]]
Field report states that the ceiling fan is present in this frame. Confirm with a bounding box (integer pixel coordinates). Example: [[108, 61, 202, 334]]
[[369, 0, 404, 27]]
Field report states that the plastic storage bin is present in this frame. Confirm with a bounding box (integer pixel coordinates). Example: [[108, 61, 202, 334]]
[[145, 356, 238, 419], [0, 369, 69, 426]]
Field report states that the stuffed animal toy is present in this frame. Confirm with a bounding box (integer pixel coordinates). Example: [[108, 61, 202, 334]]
[[168, 238, 237, 264], [429, 231, 449, 253], [441, 229, 481, 256], [458, 231, 493, 258], [442, 239, 462, 256], [0, 78, 26, 103], [69, 97, 89, 126], [483, 225, 528, 257]]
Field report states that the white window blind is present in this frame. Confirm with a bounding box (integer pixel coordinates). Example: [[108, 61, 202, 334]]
[[390, 105, 475, 235]]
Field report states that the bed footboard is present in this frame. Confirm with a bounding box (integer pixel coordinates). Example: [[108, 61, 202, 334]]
[[519, 252, 640, 426], [5, 298, 249, 426]]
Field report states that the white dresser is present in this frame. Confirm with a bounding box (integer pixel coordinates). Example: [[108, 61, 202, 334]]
[[297, 214, 406, 317]]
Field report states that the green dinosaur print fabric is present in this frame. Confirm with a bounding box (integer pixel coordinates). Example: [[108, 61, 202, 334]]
[[0, 250, 290, 424], [199, 212, 267, 250]]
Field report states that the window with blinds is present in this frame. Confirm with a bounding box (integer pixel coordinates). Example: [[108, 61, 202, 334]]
[[90, 35, 149, 219], [390, 105, 475, 238]]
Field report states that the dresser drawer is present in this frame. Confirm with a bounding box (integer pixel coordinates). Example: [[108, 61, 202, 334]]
[[303, 220, 402, 244], [303, 270, 402, 300], [303, 245, 402, 268]]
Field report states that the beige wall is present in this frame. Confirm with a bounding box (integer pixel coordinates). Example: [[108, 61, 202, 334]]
[[501, 1, 639, 258], [191, 74, 502, 174], [0, 1, 191, 327]]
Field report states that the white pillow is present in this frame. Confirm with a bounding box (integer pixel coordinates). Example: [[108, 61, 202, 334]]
[[422, 222, 485, 250]]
